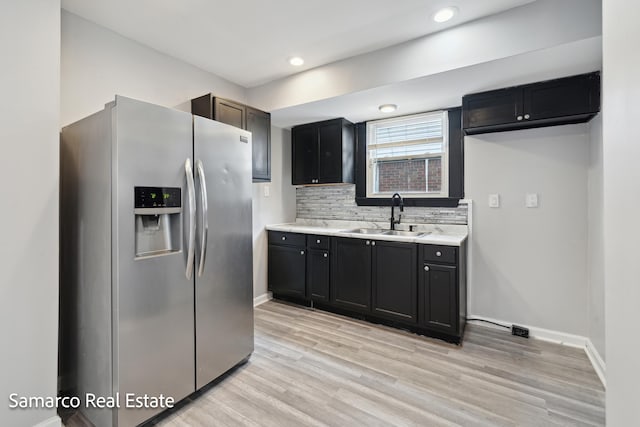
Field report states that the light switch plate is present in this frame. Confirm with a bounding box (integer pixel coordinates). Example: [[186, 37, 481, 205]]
[[263, 184, 270, 198], [489, 194, 500, 208], [526, 193, 538, 208]]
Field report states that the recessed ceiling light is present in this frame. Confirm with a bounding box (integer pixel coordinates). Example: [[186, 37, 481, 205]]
[[378, 104, 398, 113], [433, 6, 458, 23], [289, 56, 304, 66]]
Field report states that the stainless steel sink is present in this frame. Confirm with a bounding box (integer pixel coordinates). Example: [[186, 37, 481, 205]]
[[340, 228, 387, 235], [383, 230, 428, 237], [340, 228, 429, 237]]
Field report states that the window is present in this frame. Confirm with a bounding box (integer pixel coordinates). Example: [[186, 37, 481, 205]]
[[365, 111, 448, 198]]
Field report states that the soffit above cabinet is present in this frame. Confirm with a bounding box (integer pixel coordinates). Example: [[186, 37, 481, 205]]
[[61, 0, 535, 88]]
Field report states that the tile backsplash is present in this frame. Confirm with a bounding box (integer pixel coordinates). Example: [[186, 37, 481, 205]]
[[296, 185, 468, 225]]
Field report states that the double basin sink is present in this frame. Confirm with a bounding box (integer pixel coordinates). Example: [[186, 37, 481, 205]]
[[340, 228, 429, 237]]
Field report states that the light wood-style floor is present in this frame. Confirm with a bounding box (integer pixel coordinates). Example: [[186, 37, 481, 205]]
[[67, 300, 605, 426]]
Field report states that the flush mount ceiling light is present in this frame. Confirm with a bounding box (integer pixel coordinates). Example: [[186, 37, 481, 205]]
[[378, 104, 398, 113], [288, 56, 304, 66], [433, 6, 458, 23]]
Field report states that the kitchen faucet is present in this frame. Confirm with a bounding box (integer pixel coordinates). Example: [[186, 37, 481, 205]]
[[390, 193, 404, 230]]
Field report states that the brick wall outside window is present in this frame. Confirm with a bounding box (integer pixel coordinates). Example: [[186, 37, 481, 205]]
[[427, 158, 441, 192], [377, 158, 441, 193]]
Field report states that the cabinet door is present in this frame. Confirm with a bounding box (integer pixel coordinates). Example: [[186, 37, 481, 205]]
[[292, 125, 318, 185], [246, 107, 271, 182], [421, 263, 457, 335], [331, 237, 371, 313], [307, 249, 330, 302], [463, 88, 522, 129], [268, 244, 306, 298], [524, 74, 600, 121], [214, 98, 246, 129], [317, 121, 343, 183], [372, 241, 417, 324]]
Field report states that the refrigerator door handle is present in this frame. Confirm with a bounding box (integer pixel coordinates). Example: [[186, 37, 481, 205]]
[[185, 159, 196, 279], [196, 159, 209, 277]]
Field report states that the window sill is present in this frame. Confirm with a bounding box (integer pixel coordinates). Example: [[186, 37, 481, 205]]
[[355, 197, 461, 208]]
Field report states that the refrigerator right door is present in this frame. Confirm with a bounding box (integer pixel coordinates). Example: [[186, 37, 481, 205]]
[[193, 116, 254, 389]]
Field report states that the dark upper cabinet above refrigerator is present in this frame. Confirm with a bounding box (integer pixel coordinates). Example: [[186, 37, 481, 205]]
[[291, 118, 354, 185], [214, 97, 246, 129], [463, 72, 600, 135], [192, 94, 271, 182]]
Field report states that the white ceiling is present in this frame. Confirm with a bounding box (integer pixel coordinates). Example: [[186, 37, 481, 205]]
[[61, 0, 536, 88]]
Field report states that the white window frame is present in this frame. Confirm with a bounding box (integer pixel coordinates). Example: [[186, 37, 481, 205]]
[[365, 111, 449, 198]]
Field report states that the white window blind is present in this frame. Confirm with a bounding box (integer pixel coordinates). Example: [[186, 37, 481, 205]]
[[366, 111, 448, 198]]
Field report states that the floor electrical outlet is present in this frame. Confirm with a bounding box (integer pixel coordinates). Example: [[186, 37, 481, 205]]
[[512, 325, 529, 338]]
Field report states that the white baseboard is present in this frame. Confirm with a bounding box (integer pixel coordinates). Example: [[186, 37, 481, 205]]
[[467, 315, 605, 387], [34, 415, 62, 427], [467, 314, 586, 347], [253, 292, 273, 307], [585, 338, 606, 388]]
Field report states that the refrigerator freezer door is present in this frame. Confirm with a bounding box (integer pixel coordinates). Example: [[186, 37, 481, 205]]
[[193, 116, 254, 390], [113, 96, 195, 427]]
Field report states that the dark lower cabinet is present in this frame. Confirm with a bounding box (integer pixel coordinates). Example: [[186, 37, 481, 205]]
[[268, 238, 306, 298], [268, 232, 467, 343], [420, 263, 457, 334], [330, 237, 371, 313], [418, 242, 466, 341], [371, 241, 417, 323], [307, 249, 329, 302]]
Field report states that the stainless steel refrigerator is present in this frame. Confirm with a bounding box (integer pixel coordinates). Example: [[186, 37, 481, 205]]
[[59, 96, 254, 427]]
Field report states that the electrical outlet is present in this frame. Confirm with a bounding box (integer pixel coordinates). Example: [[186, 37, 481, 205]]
[[525, 193, 538, 208], [263, 184, 270, 198], [512, 325, 529, 338], [488, 194, 500, 208]]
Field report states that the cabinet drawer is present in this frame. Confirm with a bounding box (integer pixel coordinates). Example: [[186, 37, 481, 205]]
[[307, 234, 330, 250], [268, 231, 306, 247], [421, 245, 457, 264]]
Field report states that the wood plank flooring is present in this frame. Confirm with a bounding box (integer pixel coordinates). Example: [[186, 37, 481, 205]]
[[66, 300, 605, 426]]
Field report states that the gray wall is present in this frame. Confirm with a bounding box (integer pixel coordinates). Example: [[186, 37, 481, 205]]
[[296, 185, 468, 224], [252, 128, 297, 299], [603, 0, 640, 423], [587, 114, 605, 360], [0, 1, 61, 426], [61, 11, 246, 126], [465, 124, 590, 336]]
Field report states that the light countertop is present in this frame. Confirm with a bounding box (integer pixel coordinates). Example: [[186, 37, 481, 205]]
[[266, 219, 468, 246]]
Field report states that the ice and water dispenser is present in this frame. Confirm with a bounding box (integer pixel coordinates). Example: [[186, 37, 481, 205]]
[[134, 186, 182, 258]]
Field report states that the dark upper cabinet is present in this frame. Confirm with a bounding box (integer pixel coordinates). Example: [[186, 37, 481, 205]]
[[331, 237, 371, 313], [371, 241, 418, 324], [247, 107, 271, 182], [307, 249, 330, 302], [267, 233, 306, 298], [292, 118, 354, 185], [524, 74, 599, 121], [462, 88, 522, 129], [317, 121, 343, 183], [463, 72, 600, 135], [214, 97, 245, 129], [192, 94, 271, 182], [292, 125, 318, 185]]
